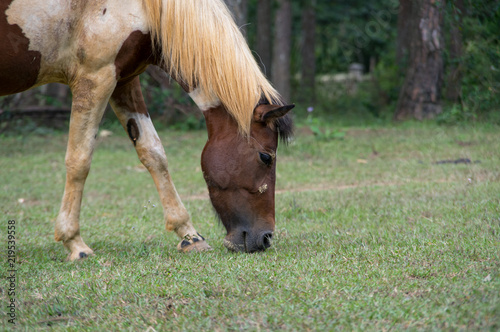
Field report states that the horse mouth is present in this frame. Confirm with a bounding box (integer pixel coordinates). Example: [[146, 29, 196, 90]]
[[223, 238, 246, 252]]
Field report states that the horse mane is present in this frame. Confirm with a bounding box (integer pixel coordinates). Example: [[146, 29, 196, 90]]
[[142, 0, 283, 136]]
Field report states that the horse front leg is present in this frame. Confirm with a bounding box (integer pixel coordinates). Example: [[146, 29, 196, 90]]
[[54, 72, 116, 261], [109, 76, 211, 252]]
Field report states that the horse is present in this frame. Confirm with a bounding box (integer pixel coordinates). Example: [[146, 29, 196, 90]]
[[1, 0, 293, 260]]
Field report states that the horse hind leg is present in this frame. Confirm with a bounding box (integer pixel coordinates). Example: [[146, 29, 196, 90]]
[[109, 77, 211, 252], [55, 73, 116, 261]]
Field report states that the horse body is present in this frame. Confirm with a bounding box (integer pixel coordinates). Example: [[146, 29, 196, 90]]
[[1, 0, 293, 259], [2, 0, 151, 92]]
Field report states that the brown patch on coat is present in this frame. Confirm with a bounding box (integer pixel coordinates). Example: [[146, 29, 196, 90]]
[[111, 76, 149, 116], [126, 118, 140, 145], [113, 30, 157, 116], [114, 30, 156, 84], [0, 0, 41, 95]]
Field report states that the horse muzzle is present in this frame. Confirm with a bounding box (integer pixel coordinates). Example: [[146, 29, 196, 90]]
[[223, 229, 273, 253]]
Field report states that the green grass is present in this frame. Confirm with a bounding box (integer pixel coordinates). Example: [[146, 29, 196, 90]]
[[1, 120, 499, 330]]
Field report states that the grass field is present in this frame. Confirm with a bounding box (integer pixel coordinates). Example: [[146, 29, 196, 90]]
[[1, 120, 499, 330]]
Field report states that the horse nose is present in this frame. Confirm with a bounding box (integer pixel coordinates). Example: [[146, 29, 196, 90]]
[[257, 231, 273, 250], [223, 229, 274, 252]]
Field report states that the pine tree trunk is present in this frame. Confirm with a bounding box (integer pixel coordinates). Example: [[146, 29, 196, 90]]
[[395, 0, 445, 120], [272, 0, 292, 102], [256, 0, 272, 76], [445, 0, 464, 102], [300, 0, 316, 105]]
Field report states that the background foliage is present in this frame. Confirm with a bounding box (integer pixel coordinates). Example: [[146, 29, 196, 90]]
[[0, 0, 499, 130]]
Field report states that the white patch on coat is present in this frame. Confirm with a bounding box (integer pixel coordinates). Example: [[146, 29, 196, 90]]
[[189, 87, 221, 111]]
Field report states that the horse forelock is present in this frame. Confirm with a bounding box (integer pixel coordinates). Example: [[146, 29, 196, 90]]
[[142, 0, 282, 136], [275, 114, 294, 144]]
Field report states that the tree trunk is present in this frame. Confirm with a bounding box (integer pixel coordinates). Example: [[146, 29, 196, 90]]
[[395, 0, 445, 121], [224, 0, 249, 37], [272, 0, 292, 102], [300, 0, 316, 105], [256, 0, 272, 76], [396, 0, 412, 68], [445, 0, 464, 102]]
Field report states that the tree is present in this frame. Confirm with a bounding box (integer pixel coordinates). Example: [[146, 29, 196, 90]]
[[445, 0, 464, 103], [396, 0, 412, 68], [256, 0, 272, 76], [395, 0, 446, 120], [272, 0, 292, 102], [300, 0, 317, 104]]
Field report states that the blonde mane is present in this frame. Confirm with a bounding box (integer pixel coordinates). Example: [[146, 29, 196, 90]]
[[142, 0, 282, 136]]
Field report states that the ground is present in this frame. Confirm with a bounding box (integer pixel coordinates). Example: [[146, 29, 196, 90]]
[[0, 121, 499, 330]]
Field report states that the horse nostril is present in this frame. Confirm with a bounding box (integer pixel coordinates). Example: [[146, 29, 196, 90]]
[[261, 232, 273, 249]]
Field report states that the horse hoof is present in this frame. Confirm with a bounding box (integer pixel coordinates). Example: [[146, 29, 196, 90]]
[[177, 235, 212, 253]]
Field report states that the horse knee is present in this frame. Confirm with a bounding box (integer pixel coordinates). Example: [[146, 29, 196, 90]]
[[65, 154, 92, 181]]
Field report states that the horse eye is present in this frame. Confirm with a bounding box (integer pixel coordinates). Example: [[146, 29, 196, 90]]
[[259, 152, 273, 165]]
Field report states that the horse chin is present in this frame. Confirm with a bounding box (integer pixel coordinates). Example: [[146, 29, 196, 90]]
[[223, 226, 274, 253]]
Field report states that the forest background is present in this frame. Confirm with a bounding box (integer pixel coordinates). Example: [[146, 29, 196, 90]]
[[0, 0, 499, 131]]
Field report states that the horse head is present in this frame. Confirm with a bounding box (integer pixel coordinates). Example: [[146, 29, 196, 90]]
[[201, 103, 294, 252]]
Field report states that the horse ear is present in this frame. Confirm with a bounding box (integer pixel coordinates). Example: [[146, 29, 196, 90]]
[[254, 104, 295, 123]]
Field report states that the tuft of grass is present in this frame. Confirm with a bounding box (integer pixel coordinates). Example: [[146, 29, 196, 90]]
[[0, 122, 499, 330]]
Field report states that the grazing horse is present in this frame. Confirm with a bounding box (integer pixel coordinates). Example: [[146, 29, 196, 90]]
[[1, 0, 293, 260]]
